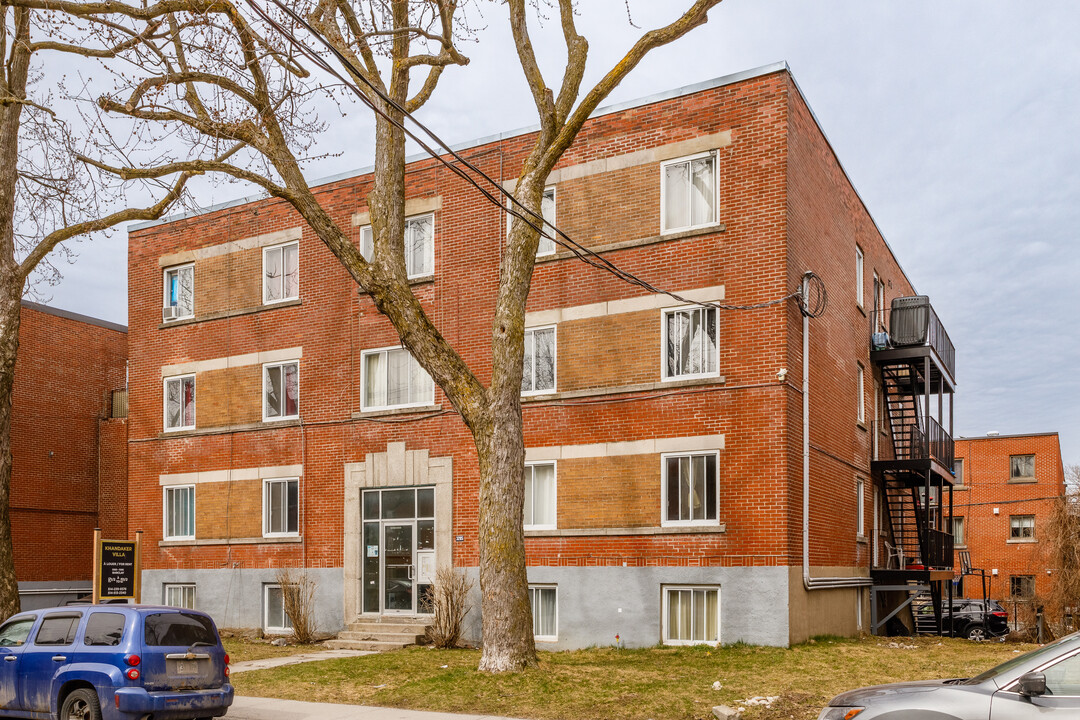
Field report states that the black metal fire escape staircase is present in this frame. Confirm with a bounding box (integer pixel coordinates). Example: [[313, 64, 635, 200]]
[[869, 298, 957, 637]]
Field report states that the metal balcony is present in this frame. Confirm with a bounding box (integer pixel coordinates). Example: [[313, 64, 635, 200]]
[[870, 296, 956, 385]]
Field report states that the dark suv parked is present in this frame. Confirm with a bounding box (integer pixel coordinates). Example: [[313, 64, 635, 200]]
[[0, 604, 233, 719], [945, 598, 1010, 640]]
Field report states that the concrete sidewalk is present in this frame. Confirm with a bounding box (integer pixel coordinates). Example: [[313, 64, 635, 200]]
[[230, 649, 374, 673], [229, 696, 529, 720]]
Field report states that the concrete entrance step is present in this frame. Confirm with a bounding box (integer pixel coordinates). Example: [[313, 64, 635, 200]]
[[336, 630, 424, 644], [327, 616, 431, 652], [324, 639, 416, 652]]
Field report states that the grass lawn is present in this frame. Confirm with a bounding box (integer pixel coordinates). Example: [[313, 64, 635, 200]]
[[229, 636, 1037, 720]]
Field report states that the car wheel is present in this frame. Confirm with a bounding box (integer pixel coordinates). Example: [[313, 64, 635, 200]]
[[60, 688, 102, 720], [966, 624, 988, 641]]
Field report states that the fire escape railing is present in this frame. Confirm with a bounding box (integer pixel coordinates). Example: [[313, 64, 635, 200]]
[[870, 298, 956, 382], [926, 528, 954, 570], [887, 417, 954, 469]]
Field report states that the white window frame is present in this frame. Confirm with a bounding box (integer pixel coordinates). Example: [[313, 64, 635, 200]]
[[262, 361, 300, 422], [162, 263, 194, 321], [521, 325, 557, 396], [660, 151, 719, 235], [505, 187, 558, 256], [163, 484, 196, 541], [662, 585, 720, 646], [952, 516, 965, 546], [1010, 454, 1036, 480], [163, 583, 196, 609], [162, 374, 196, 432], [523, 462, 557, 531], [856, 477, 865, 536], [528, 585, 558, 642], [857, 363, 866, 424], [661, 305, 719, 381], [1010, 514, 1035, 540], [360, 345, 435, 411], [954, 458, 965, 486], [660, 450, 720, 527], [263, 584, 293, 635], [262, 241, 300, 305], [855, 245, 864, 307], [262, 477, 300, 538], [359, 213, 435, 279]]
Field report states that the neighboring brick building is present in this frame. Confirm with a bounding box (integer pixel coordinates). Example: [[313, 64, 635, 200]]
[[127, 62, 957, 647], [13, 301, 128, 609], [952, 433, 1065, 604]]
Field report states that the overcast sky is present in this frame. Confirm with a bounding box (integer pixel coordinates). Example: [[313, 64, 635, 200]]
[[41, 1, 1080, 463]]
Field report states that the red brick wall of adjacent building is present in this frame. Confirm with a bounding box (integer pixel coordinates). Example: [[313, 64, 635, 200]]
[[12, 303, 127, 583], [953, 433, 1065, 603]]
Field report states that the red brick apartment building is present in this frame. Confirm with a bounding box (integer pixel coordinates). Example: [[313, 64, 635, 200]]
[[127, 62, 959, 646], [13, 301, 128, 609], [952, 433, 1065, 604]]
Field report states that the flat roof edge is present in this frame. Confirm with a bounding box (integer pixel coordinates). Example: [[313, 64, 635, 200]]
[[130, 61, 790, 232], [956, 432, 1060, 441], [21, 300, 128, 333]]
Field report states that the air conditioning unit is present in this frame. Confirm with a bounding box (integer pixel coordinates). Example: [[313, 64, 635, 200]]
[[889, 295, 930, 347], [162, 306, 183, 322]]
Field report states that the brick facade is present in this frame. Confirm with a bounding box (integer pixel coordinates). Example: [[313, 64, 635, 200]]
[[952, 433, 1065, 603], [12, 302, 128, 608], [127, 63, 934, 646]]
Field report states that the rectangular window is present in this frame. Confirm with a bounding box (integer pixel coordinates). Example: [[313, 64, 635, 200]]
[[34, 613, 82, 646], [264, 478, 300, 537], [263, 361, 299, 421], [663, 452, 719, 526], [164, 584, 196, 609], [360, 213, 434, 278], [1010, 514, 1035, 540], [952, 516, 965, 546], [528, 585, 557, 640], [1010, 454, 1035, 480], [163, 374, 196, 431], [263, 241, 299, 304], [661, 152, 717, 233], [856, 478, 865, 536], [954, 458, 965, 486], [855, 245, 864, 306], [524, 463, 556, 529], [663, 306, 718, 380], [264, 584, 293, 634], [163, 264, 194, 321], [857, 364, 866, 424], [1010, 575, 1035, 598], [663, 586, 719, 645], [361, 347, 434, 410], [522, 326, 556, 395], [163, 485, 195, 540], [873, 273, 885, 330]]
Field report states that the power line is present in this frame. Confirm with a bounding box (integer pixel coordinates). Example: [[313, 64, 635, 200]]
[[242, 0, 827, 318]]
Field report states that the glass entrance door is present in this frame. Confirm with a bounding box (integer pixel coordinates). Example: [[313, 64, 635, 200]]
[[383, 523, 414, 613]]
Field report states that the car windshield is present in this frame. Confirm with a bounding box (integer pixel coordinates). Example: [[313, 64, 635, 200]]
[[143, 612, 217, 647], [964, 634, 1080, 684]]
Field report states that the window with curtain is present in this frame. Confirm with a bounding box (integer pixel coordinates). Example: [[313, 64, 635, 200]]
[[664, 306, 718, 379], [663, 452, 719, 525], [164, 584, 196, 609], [164, 485, 195, 540], [362, 347, 434, 410], [163, 375, 195, 430], [1010, 454, 1035, 480], [264, 478, 299, 536], [1010, 515, 1035, 540], [163, 264, 194, 319], [664, 586, 719, 644], [360, 213, 435, 278], [263, 241, 299, 303], [661, 153, 716, 233], [264, 361, 299, 420], [524, 463, 556, 529], [521, 326, 555, 395], [951, 516, 965, 546], [528, 586, 557, 640]]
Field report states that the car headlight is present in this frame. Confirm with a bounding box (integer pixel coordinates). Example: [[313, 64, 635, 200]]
[[817, 708, 864, 720]]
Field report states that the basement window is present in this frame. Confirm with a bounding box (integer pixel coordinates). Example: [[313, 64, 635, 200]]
[[663, 585, 720, 645], [528, 585, 558, 641], [164, 584, 196, 610], [264, 584, 293, 635]]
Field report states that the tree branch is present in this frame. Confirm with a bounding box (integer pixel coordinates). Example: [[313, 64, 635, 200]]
[[506, 0, 554, 139]]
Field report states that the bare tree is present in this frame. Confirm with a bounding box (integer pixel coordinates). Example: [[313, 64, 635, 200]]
[[0, 3, 192, 619], [1043, 464, 1080, 632], [17, 0, 723, 670]]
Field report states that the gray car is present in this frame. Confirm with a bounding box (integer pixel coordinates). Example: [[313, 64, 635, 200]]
[[819, 632, 1080, 719]]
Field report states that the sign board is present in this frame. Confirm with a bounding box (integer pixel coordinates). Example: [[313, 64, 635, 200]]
[[98, 540, 137, 599]]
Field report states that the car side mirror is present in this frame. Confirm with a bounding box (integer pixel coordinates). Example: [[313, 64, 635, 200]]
[[1018, 672, 1047, 697]]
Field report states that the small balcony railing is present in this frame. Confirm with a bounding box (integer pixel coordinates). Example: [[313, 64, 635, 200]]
[[927, 528, 955, 569], [870, 297, 956, 380], [890, 417, 954, 469]]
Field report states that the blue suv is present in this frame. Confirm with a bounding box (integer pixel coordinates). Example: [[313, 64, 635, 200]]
[[0, 605, 233, 719]]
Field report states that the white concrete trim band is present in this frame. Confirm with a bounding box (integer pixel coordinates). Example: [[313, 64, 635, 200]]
[[524, 286, 725, 327], [158, 227, 302, 268], [161, 347, 303, 378], [525, 434, 724, 462], [159, 464, 304, 486]]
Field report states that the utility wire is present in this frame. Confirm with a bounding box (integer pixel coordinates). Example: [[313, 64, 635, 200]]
[[243, 0, 827, 318]]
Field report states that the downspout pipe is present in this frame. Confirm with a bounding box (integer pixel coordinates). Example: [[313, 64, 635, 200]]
[[801, 272, 872, 590]]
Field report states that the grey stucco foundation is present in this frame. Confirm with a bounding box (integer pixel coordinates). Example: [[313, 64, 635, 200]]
[[461, 566, 789, 650], [142, 567, 344, 634]]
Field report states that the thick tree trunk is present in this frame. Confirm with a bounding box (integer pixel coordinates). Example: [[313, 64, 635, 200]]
[[0, 294, 21, 621], [474, 402, 536, 671]]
